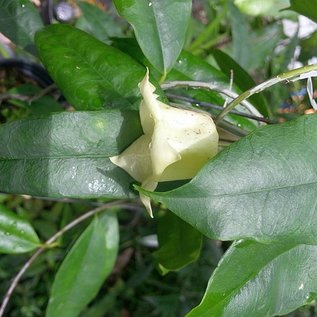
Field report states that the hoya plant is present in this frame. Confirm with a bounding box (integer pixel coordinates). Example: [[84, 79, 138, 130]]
[[1, 0, 317, 316]]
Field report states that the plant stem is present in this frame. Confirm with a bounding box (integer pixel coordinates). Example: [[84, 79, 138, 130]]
[[161, 80, 263, 117], [166, 93, 274, 123], [0, 200, 133, 317], [215, 64, 317, 124]]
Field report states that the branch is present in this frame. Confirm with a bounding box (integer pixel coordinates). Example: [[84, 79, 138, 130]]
[[161, 80, 263, 118], [215, 64, 317, 123], [0, 200, 135, 317], [0, 84, 57, 105], [166, 93, 274, 124]]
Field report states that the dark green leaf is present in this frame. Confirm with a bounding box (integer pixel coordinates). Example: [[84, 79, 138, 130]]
[[274, 31, 299, 75], [8, 84, 64, 115], [0, 0, 43, 55], [168, 50, 228, 84], [228, 3, 281, 71], [35, 24, 146, 110], [211, 49, 269, 117], [114, 0, 192, 75], [228, 1, 250, 70], [76, 1, 123, 44], [187, 240, 317, 317], [0, 204, 40, 253], [146, 114, 317, 243], [0, 110, 142, 198], [288, 0, 317, 23], [299, 31, 317, 63], [46, 212, 119, 317], [248, 24, 282, 70], [154, 211, 202, 275]]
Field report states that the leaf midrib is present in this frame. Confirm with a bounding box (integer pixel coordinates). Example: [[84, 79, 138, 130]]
[[161, 178, 317, 202], [151, 1, 166, 71], [44, 28, 132, 102], [190, 242, 298, 316], [0, 154, 112, 161]]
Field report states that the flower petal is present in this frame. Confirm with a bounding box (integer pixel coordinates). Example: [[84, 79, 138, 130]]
[[110, 134, 152, 183]]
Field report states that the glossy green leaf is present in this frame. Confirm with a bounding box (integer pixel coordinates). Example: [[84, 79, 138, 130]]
[[76, 1, 124, 44], [187, 240, 317, 317], [35, 24, 146, 110], [168, 50, 228, 84], [288, 0, 317, 23], [154, 211, 202, 275], [211, 49, 269, 117], [228, 1, 250, 70], [146, 114, 317, 244], [114, 0, 192, 74], [0, 204, 40, 253], [0, 0, 43, 55], [0, 110, 142, 198], [46, 212, 119, 317]]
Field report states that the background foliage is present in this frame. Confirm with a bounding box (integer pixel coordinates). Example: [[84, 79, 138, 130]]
[[1, 0, 317, 316]]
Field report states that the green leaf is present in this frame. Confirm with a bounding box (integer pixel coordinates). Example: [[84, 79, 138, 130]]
[[146, 114, 317, 244], [228, 1, 250, 70], [0, 0, 43, 55], [0, 110, 142, 198], [35, 24, 146, 110], [288, 0, 317, 23], [299, 32, 317, 63], [211, 49, 269, 117], [153, 211, 202, 275], [0, 204, 40, 253], [114, 0, 192, 75], [46, 212, 119, 317], [8, 84, 64, 115], [187, 240, 317, 317], [248, 24, 282, 70], [76, 1, 124, 44], [168, 50, 228, 84]]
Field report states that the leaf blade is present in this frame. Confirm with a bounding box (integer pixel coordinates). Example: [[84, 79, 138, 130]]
[[187, 240, 317, 317], [0, 0, 43, 55], [211, 49, 269, 117], [0, 110, 142, 198], [154, 211, 202, 274], [0, 204, 40, 254], [35, 24, 146, 110], [114, 0, 192, 74], [46, 212, 119, 317], [76, 1, 124, 44], [288, 0, 317, 23], [147, 114, 317, 244]]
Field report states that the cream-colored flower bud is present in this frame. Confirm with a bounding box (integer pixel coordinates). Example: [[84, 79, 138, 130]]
[[110, 70, 219, 217]]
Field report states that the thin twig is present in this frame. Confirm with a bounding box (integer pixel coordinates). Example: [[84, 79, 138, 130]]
[[0, 84, 57, 106], [222, 69, 234, 109], [166, 93, 274, 124], [0, 200, 134, 317], [161, 80, 263, 118], [215, 63, 317, 123], [0, 93, 30, 103], [28, 84, 57, 103]]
